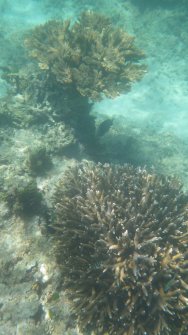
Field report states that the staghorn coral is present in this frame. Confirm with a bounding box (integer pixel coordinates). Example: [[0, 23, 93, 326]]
[[53, 161, 188, 335], [25, 11, 146, 101]]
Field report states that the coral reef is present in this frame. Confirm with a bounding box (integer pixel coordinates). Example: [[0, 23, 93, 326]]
[[2, 10, 146, 157], [0, 94, 53, 128], [1, 64, 97, 155], [44, 123, 77, 156], [53, 161, 188, 335], [25, 11, 146, 101]]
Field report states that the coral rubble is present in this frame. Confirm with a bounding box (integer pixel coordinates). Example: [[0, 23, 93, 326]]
[[53, 161, 188, 335], [25, 11, 146, 101]]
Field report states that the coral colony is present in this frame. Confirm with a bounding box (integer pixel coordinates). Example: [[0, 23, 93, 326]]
[[23, 11, 146, 155], [53, 162, 188, 335], [25, 11, 146, 101]]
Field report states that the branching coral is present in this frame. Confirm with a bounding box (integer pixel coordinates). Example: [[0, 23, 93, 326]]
[[53, 161, 188, 335], [25, 11, 146, 100]]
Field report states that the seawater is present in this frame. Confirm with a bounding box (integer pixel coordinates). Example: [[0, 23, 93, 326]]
[[0, 1, 188, 334]]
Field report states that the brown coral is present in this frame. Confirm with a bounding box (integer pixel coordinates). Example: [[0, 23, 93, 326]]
[[53, 161, 188, 335], [25, 11, 146, 101]]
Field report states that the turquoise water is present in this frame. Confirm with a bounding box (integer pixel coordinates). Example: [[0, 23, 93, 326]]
[[0, 0, 188, 334], [1, 1, 188, 139]]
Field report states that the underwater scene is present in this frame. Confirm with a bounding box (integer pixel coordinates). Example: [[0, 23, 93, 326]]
[[0, 0, 188, 334]]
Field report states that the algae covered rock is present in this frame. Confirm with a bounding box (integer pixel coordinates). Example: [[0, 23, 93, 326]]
[[27, 146, 52, 176], [3, 177, 43, 217], [53, 161, 188, 335], [25, 11, 146, 101]]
